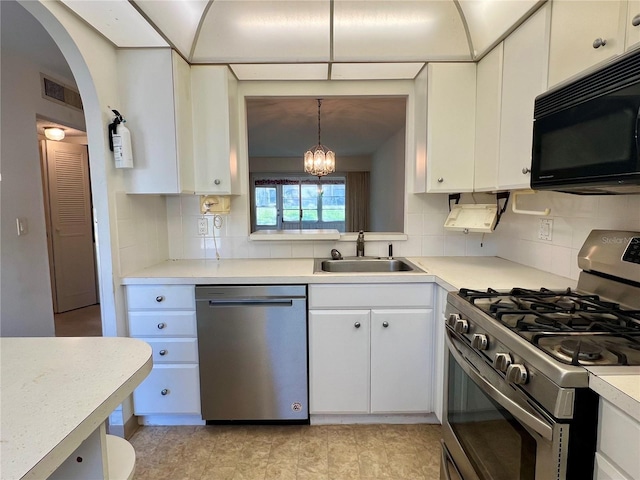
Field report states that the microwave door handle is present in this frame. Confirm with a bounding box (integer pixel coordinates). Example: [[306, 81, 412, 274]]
[[446, 333, 554, 441], [636, 105, 640, 154]]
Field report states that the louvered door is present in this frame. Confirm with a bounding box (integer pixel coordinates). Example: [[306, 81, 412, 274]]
[[45, 141, 97, 312]]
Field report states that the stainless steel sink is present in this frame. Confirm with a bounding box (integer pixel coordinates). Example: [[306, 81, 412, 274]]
[[314, 257, 418, 273]]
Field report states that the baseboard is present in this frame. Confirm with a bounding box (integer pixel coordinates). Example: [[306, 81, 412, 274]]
[[310, 413, 440, 425], [136, 414, 206, 426]]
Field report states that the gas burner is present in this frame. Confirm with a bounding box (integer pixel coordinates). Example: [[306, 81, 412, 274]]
[[559, 339, 603, 361]]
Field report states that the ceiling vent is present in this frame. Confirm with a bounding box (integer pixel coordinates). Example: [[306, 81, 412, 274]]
[[40, 74, 83, 111]]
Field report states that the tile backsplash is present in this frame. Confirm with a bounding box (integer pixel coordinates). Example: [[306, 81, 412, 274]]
[[492, 191, 640, 280], [121, 189, 640, 282], [164, 192, 499, 261]]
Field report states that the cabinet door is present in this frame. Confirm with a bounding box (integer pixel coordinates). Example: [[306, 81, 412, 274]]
[[498, 3, 550, 190], [426, 63, 476, 193], [191, 66, 239, 194], [473, 43, 503, 192], [548, 0, 626, 87], [117, 48, 180, 194], [309, 310, 370, 414], [370, 309, 432, 413], [626, 1, 640, 51]]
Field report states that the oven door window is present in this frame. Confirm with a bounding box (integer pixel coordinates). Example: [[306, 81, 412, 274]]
[[448, 354, 536, 480]]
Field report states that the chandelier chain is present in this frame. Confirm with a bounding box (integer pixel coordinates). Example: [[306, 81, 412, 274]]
[[317, 99, 322, 146]]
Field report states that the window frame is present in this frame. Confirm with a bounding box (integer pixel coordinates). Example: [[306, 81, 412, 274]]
[[250, 174, 346, 232]]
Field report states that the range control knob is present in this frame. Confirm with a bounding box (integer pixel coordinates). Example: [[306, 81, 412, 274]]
[[454, 319, 469, 334], [471, 333, 489, 350], [494, 353, 512, 372], [506, 364, 528, 385], [447, 313, 460, 327]]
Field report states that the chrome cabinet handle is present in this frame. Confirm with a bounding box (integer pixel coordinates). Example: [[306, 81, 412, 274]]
[[155, 295, 164, 303], [633, 14, 640, 27], [159, 349, 167, 356], [437, 177, 444, 183], [161, 389, 169, 396], [522, 167, 531, 174], [382, 321, 389, 328], [354, 322, 361, 329], [157, 322, 166, 330], [214, 179, 221, 185], [593, 37, 607, 49]]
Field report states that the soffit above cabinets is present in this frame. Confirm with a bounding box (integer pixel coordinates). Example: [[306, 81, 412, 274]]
[[60, 0, 168, 48], [60, 0, 547, 80]]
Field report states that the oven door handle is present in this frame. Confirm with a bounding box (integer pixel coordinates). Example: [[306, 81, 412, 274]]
[[446, 333, 554, 442]]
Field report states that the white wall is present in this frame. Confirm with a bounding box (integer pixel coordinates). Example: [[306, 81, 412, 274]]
[[493, 191, 640, 280], [370, 127, 405, 232], [0, 27, 85, 335]]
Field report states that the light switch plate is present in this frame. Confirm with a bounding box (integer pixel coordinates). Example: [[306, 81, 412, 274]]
[[16, 217, 28, 236]]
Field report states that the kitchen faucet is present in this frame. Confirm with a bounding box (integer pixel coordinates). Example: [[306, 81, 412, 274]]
[[356, 230, 365, 257]]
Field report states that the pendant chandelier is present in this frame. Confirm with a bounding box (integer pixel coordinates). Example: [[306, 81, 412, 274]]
[[304, 99, 335, 177]]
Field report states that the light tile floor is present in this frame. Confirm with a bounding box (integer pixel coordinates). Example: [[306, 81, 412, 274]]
[[130, 424, 442, 480]]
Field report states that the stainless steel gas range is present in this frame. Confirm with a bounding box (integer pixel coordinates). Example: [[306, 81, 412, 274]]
[[441, 230, 640, 480]]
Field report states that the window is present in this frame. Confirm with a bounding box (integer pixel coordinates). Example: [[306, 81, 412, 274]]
[[252, 175, 346, 232]]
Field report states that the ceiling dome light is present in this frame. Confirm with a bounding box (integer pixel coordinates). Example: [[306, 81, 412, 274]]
[[44, 127, 65, 141], [304, 99, 335, 178]]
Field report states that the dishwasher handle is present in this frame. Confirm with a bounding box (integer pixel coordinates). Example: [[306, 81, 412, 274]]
[[205, 298, 295, 307]]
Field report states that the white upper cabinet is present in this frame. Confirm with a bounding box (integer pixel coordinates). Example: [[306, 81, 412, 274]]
[[191, 66, 240, 195], [473, 3, 551, 192], [626, 0, 640, 51], [498, 3, 551, 190], [548, 0, 626, 88], [117, 49, 193, 194], [426, 63, 477, 193], [473, 43, 503, 192]]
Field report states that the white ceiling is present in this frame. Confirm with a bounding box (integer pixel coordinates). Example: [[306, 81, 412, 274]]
[[5, 0, 547, 156], [59, 0, 546, 80], [247, 97, 407, 157]]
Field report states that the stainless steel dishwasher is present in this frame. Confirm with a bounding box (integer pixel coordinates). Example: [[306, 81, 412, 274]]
[[195, 285, 308, 422]]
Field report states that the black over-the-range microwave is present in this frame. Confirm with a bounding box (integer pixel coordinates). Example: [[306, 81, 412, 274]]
[[531, 48, 640, 194]]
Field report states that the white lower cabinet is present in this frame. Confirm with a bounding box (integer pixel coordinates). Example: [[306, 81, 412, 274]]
[[132, 364, 200, 415], [309, 310, 370, 414], [126, 285, 201, 419], [308, 283, 434, 416], [594, 398, 640, 480]]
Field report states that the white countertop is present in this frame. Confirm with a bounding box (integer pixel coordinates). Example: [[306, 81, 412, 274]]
[[121, 258, 433, 285], [0, 337, 152, 480], [587, 367, 640, 422], [409, 256, 577, 291]]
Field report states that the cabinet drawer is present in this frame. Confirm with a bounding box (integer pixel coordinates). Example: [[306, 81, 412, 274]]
[[133, 364, 200, 415], [309, 284, 432, 309], [126, 285, 195, 310], [128, 311, 196, 337], [598, 399, 640, 480], [143, 338, 199, 363]]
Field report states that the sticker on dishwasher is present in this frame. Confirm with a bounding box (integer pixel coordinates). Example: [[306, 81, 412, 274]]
[[291, 402, 303, 412]]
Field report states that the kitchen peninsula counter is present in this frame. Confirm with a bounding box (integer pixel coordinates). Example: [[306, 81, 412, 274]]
[[0, 337, 152, 480]]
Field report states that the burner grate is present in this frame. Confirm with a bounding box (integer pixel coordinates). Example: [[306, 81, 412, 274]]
[[458, 287, 640, 366]]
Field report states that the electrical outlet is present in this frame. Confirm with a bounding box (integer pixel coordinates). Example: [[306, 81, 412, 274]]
[[538, 218, 553, 241], [197, 218, 208, 235]]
